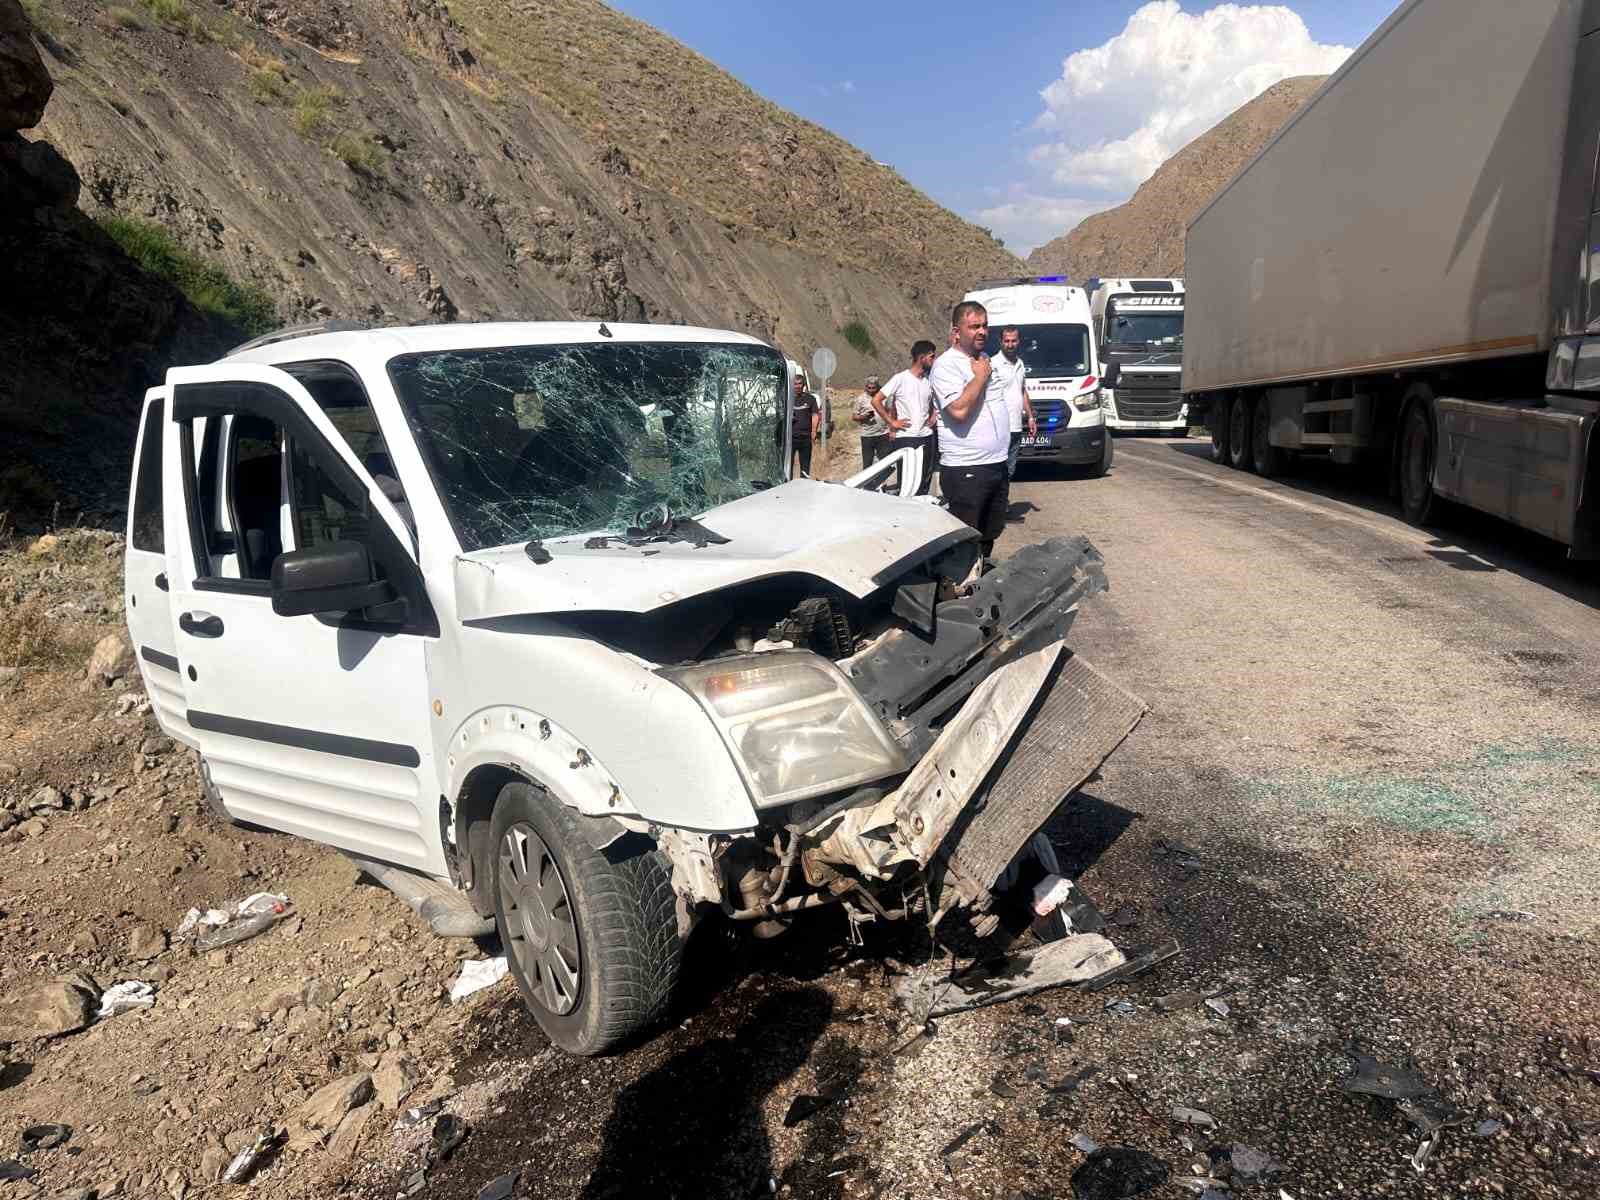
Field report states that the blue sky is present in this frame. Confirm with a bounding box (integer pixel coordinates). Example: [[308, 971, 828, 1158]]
[[609, 0, 1399, 255]]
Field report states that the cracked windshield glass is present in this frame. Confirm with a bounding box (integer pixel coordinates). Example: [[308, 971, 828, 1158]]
[[388, 342, 787, 551]]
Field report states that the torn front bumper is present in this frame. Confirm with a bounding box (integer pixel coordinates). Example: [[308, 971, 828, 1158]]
[[811, 539, 1147, 917]]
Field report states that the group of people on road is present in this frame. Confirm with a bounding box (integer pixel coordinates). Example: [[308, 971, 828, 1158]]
[[785, 300, 1034, 557], [849, 302, 1035, 557]]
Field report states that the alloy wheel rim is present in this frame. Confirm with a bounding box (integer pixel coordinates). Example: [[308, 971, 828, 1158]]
[[497, 823, 581, 1016]]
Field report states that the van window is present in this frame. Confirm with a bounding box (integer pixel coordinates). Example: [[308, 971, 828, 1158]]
[[131, 399, 165, 553], [983, 324, 1092, 377]]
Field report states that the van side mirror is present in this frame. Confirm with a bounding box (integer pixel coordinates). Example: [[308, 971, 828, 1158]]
[[271, 540, 395, 617], [1102, 361, 1121, 387]]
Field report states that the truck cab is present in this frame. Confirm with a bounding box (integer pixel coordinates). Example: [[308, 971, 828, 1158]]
[[123, 320, 1143, 1055], [1089, 278, 1187, 435], [964, 278, 1113, 476]]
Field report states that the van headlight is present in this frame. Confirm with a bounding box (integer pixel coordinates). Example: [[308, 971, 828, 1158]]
[[665, 652, 908, 807]]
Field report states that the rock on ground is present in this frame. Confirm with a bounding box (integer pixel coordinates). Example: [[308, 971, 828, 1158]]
[[287, 1072, 373, 1150], [85, 633, 132, 685], [0, 0, 50, 133], [0, 973, 99, 1043]]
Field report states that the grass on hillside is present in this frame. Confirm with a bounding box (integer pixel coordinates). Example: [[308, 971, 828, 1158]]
[[841, 320, 875, 356], [96, 215, 277, 335], [19, 0, 62, 38]]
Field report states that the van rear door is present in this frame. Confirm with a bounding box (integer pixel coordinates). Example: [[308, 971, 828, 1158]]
[[124, 388, 193, 745]]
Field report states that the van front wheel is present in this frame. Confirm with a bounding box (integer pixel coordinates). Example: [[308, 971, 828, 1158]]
[[490, 781, 682, 1055]]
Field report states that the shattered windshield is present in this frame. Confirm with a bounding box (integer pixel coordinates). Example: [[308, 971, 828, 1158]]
[[388, 342, 787, 551], [1107, 310, 1184, 349]]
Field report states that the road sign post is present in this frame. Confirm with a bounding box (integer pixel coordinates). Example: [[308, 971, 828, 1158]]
[[810, 347, 837, 452]]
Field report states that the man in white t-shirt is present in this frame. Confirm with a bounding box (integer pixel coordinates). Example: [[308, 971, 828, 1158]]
[[929, 301, 1011, 557], [993, 326, 1037, 478], [870, 340, 938, 495]]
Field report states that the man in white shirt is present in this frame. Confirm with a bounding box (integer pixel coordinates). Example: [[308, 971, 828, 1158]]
[[993, 326, 1037, 478], [870, 340, 938, 495], [929, 301, 1011, 557]]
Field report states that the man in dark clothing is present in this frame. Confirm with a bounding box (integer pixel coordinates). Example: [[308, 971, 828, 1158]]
[[789, 373, 822, 477]]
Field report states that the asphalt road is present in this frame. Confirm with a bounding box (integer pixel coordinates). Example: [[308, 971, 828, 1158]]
[[387, 435, 1600, 1200]]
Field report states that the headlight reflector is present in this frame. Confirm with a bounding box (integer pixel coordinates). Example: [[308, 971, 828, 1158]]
[[666, 653, 907, 806]]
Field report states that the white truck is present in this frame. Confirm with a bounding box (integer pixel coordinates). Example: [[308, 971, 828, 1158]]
[[1089, 278, 1187, 435], [1184, 0, 1600, 554], [964, 278, 1114, 476], [123, 319, 1145, 1054]]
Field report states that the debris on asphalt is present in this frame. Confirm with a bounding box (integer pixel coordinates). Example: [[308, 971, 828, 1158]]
[[784, 1091, 844, 1126], [1204, 998, 1231, 1018], [96, 980, 156, 1019], [1070, 1132, 1100, 1154], [1032, 874, 1076, 917], [1154, 990, 1203, 1013], [1411, 1130, 1441, 1174], [221, 1129, 282, 1184], [179, 893, 292, 952], [18, 1124, 71, 1152], [1342, 1052, 1465, 1134], [449, 957, 509, 1003], [1474, 1119, 1504, 1137], [0, 1161, 37, 1182], [1048, 1066, 1100, 1096], [1170, 1106, 1216, 1129], [1070, 1146, 1170, 1200], [476, 1170, 520, 1200], [940, 1121, 995, 1175], [901, 934, 1126, 1017], [1105, 999, 1137, 1017], [1153, 838, 1203, 873], [1173, 1178, 1230, 1195], [1079, 939, 1183, 994], [1479, 909, 1535, 922], [1022, 1002, 1047, 1016], [1228, 1143, 1287, 1180], [1055, 1016, 1075, 1045], [893, 1020, 937, 1057], [990, 1073, 1019, 1099]]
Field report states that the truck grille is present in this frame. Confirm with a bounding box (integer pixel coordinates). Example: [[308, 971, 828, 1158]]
[[1115, 390, 1183, 421]]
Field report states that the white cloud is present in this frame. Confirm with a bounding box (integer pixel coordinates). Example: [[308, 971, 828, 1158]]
[[973, 193, 1115, 258], [1033, 1, 1350, 193]]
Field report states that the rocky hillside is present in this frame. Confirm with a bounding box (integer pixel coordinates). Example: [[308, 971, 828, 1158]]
[[1025, 76, 1325, 281], [4, 0, 1020, 525], [33, 0, 1017, 363]]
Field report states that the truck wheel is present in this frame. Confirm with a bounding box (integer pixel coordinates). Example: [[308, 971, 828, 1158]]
[[1211, 397, 1232, 462], [1398, 402, 1439, 525], [1252, 396, 1289, 477], [1227, 395, 1255, 472], [490, 781, 682, 1055]]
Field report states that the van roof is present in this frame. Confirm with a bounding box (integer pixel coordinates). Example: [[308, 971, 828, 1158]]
[[963, 283, 1091, 323], [221, 320, 770, 367]]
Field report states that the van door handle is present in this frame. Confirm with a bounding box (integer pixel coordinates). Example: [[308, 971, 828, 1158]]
[[179, 612, 224, 638], [155, 572, 168, 592]]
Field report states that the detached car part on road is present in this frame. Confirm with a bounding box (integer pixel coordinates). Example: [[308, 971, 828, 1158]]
[[123, 320, 1145, 1054]]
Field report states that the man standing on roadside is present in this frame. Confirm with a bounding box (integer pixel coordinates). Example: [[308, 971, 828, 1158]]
[[788, 372, 822, 477], [993, 326, 1037, 478], [852, 373, 889, 469], [871, 340, 938, 495], [929, 301, 1011, 558]]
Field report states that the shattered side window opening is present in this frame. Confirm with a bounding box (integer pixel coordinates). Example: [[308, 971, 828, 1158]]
[[388, 342, 787, 551]]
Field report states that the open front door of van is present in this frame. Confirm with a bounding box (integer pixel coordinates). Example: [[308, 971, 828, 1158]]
[[158, 362, 448, 875]]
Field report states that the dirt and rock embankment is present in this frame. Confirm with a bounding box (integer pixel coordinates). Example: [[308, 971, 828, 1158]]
[[1026, 76, 1325, 282], [5, 0, 1021, 525]]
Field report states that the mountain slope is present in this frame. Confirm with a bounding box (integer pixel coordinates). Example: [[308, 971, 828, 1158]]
[[1025, 76, 1325, 281], [32, 0, 1020, 371]]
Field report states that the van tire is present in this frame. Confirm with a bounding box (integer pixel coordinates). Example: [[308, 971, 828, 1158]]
[[489, 781, 681, 1056]]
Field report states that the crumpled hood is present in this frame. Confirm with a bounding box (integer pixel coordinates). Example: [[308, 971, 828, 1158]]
[[453, 479, 975, 619]]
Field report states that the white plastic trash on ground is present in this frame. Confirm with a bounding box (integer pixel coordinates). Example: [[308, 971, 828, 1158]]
[[450, 957, 509, 1003], [1031, 874, 1075, 916], [97, 980, 156, 1019]]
